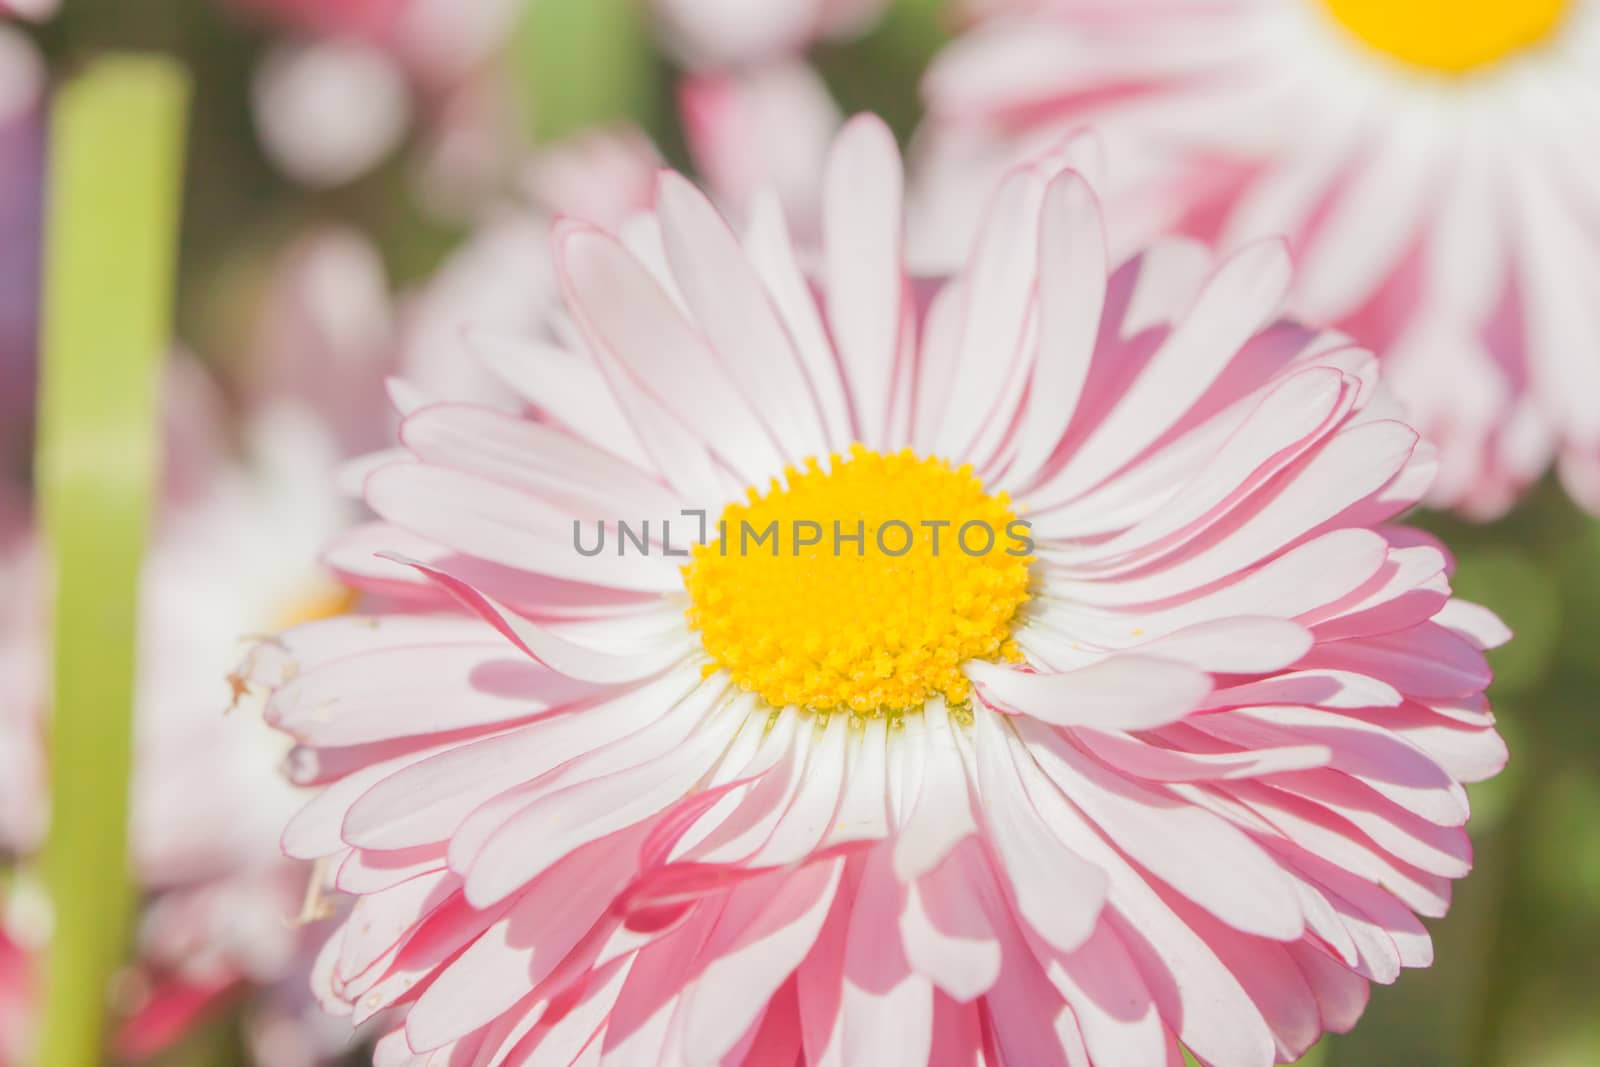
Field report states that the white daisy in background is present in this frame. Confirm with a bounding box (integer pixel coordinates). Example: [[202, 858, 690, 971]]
[[923, 0, 1600, 517]]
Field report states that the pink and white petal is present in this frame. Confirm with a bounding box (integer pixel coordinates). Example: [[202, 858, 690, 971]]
[[1050, 423, 1417, 606], [463, 711, 742, 906], [1073, 728, 1331, 783], [600, 904, 722, 1064], [281, 738, 462, 859], [338, 870, 459, 981], [1298, 623, 1490, 702], [968, 655, 1211, 731], [1293, 110, 1441, 323], [655, 172, 829, 461], [448, 680, 729, 878], [742, 191, 855, 451], [743, 711, 851, 867], [1053, 365, 1349, 560], [1196, 705, 1468, 828], [557, 223, 785, 485], [1128, 617, 1313, 674], [336, 844, 448, 894], [823, 115, 906, 447], [467, 330, 652, 469], [1430, 599, 1512, 652], [388, 555, 693, 683], [269, 641, 589, 747], [324, 521, 658, 620], [680, 860, 843, 1066], [404, 836, 638, 1051], [1033, 239, 1291, 503], [821, 716, 894, 848], [933, 157, 1062, 461], [400, 401, 683, 521], [840, 850, 935, 1067], [342, 669, 702, 851], [1020, 720, 1304, 940], [366, 464, 682, 593], [899, 840, 1003, 1002], [893, 699, 981, 881], [1288, 940, 1372, 1034], [972, 705, 1107, 954], [1046, 920, 1169, 1067], [1006, 171, 1109, 489]]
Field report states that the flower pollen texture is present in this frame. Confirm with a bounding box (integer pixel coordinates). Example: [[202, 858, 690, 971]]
[[684, 444, 1030, 715]]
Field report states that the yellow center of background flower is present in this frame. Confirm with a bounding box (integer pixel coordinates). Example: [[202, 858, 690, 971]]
[[273, 581, 359, 630], [684, 446, 1031, 716], [1321, 0, 1569, 73]]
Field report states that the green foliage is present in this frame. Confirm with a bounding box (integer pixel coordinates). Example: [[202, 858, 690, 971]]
[[32, 56, 189, 1067], [817, 0, 951, 141], [510, 0, 663, 145]]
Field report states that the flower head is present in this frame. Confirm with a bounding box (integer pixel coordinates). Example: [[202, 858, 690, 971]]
[[922, 0, 1600, 517], [256, 117, 1507, 1066]]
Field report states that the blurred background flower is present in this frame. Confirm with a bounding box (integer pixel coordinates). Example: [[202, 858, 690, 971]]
[[920, 0, 1600, 520], [1, 0, 1598, 1065], [0, 24, 43, 498]]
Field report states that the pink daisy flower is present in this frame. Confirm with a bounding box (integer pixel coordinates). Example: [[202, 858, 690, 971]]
[[252, 117, 1507, 1066], [922, 0, 1600, 518]]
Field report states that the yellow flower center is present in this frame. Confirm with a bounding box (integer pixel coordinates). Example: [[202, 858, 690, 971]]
[[1320, 0, 1570, 73], [684, 446, 1032, 716], [273, 579, 358, 630]]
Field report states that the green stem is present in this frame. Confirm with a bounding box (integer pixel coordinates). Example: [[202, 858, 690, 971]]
[[32, 56, 188, 1067]]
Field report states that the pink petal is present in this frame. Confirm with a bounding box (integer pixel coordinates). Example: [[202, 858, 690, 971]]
[[1008, 170, 1109, 487], [681, 860, 843, 1065], [655, 171, 829, 462], [972, 705, 1107, 954], [1036, 239, 1291, 503], [1021, 720, 1305, 940], [841, 851, 934, 1066], [823, 115, 905, 447], [899, 840, 1003, 1002], [968, 655, 1211, 731], [386, 554, 690, 683], [366, 463, 682, 593], [557, 223, 784, 486]]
